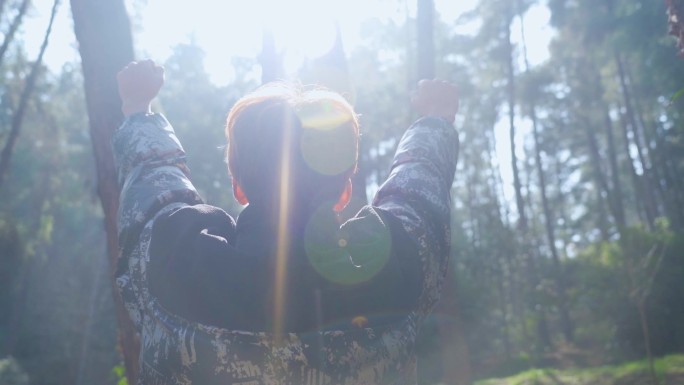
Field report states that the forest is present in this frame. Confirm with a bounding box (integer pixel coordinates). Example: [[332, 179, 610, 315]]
[[1, 0, 683, 384]]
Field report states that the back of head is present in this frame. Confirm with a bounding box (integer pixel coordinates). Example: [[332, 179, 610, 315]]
[[225, 83, 359, 210]]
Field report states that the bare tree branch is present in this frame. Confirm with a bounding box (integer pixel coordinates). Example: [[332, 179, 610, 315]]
[[0, 0, 59, 189], [0, 0, 31, 65]]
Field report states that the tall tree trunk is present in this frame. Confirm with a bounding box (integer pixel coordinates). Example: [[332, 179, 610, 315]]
[[528, 243, 552, 353], [584, 118, 625, 231], [505, 18, 527, 232], [495, 253, 512, 359], [618, 100, 658, 227], [549, 148, 573, 255], [577, 56, 627, 236], [485, 127, 522, 337], [615, 54, 659, 225], [634, 99, 683, 228], [530, 118, 574, 342], [0, 0, 30, 65], [416, 0, 434, 80], [532, 120, 574, 342], [596, 186, 612, 242], [657, 124, 684, 229], [603, 109, 629, 227], [626, 56, 684, 228], [258, 29, 284, 84], [417, 1, 470, 382], [625, 242, 666, 385], [511, 3, 554, 351], [0, 0, 58, 189], [70, 1, 138, 383]]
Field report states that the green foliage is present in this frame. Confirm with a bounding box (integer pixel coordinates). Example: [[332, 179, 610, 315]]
[[476, 354, 684, 385], [669, 87, 684, 104], [110, 364, 128, 385], [570, 223, 684, 360], [0, 217, 22, 334], [0, 357, 29, 385], [0, 51, 118, 384]]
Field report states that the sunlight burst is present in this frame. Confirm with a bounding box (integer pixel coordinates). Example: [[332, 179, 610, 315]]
[[259, 0, 339, 73]]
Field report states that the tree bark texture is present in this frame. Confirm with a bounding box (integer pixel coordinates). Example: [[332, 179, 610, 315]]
[[70, 0, 138, 383]]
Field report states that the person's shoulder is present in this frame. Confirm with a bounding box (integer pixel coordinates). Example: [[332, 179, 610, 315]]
[[341, 206, 417, 253], [151, 204, 236, 254]]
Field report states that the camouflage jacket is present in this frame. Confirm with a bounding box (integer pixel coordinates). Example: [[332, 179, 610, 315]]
[[114, 113, 458, 385]]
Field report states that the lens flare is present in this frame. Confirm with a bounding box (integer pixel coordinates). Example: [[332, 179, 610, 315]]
[[304, 204, 391, 285], [273, 112, 294, 343], [351, 315, 368, 328], [297, 101, 356, 176]]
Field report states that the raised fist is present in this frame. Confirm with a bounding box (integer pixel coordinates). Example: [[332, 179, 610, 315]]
[[411, 79, 459, 124], [117, 59, 164, 117]]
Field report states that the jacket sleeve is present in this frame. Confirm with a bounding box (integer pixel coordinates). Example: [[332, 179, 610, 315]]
[[372, 116, 459, 317], [112, 113, 203, 329], [113, 113, 203, 256]]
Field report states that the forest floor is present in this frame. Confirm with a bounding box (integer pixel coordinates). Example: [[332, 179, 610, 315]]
[[475, 354, 684, 385]]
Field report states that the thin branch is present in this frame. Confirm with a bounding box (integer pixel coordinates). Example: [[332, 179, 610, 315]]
[[0, 0, 31, 65], [0, 0, 9, 23], [0, 0, 60, 189], [642, 243, 667, 302]]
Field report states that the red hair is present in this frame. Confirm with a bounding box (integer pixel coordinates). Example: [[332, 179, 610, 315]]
[[225, 83, 359, 207]]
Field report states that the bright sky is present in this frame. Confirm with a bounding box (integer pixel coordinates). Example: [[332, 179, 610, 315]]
[[21, 0, 554, 211], [22, 0, 552, 84], [130, 0, 488, 84]]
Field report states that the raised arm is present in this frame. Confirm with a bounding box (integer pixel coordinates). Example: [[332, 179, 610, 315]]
[[113, 60, 203, 259], [372, 79, 460, 317]]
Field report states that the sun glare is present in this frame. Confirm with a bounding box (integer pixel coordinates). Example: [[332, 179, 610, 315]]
[[260, 0, 339, 59], [25, 0, 549, 86]]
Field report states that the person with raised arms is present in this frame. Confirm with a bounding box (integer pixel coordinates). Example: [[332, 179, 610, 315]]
[[114, 59, 459, 384]]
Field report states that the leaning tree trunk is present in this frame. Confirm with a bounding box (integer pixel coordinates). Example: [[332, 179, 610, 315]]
[[70, 1, 138, 383]]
